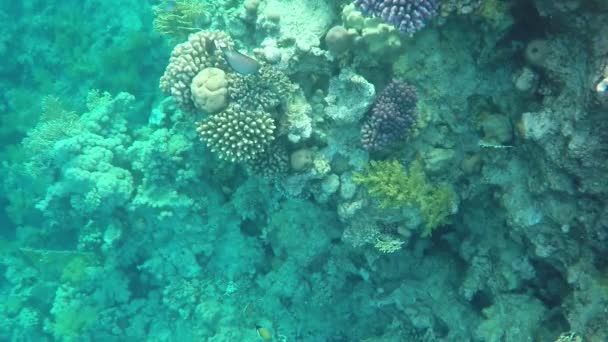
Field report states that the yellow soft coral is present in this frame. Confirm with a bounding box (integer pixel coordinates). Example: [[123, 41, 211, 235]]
[[354, 160, 455, 236], [153, 0, 207, 43]]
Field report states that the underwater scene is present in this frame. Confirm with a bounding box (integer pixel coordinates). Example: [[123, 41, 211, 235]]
[[1, 0, 608, 341]]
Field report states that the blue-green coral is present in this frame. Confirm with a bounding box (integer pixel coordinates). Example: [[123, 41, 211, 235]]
[[2, 0, 608, 341]]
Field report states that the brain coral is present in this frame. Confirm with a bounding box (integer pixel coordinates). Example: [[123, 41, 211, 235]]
[[159, 31, 234, 112], [354, 0, 439, 35]]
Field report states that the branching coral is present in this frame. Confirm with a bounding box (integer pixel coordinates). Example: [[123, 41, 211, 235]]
[[247, 143, 289, 178], [361, 79, 417, 152], [47, 285, 98, 339], [354, 0, 439, 35], [26, 92, 136, 217], [354, 160, 454, 236], [196, 106, 276, 162], [228, 66, 293, 112]]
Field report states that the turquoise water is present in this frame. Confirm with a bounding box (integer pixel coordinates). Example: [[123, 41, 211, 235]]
[[1, 0, 607, 341]]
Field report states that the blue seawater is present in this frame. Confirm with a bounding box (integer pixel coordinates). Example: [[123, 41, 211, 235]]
[[1, 0, 607, 341]]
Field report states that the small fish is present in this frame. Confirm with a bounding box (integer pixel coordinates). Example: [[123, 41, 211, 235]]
[[255, 324, 273, 341], [597, 78, 608, 93], [216, 42, 261, 75]]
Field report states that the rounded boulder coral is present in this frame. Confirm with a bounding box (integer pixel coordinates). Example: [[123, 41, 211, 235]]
[[190, 67, 229, 113]]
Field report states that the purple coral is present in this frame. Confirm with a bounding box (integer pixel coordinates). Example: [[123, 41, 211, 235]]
[[354, 0, 439, 35], [361, 80, 417, 151]]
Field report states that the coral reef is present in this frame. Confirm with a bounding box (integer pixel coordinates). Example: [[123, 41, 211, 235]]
[[2, 0, 608, 341]]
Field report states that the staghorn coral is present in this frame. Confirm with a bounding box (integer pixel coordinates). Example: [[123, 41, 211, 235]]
[[196, 106, 276, 162], [361, 79, 417, 152], [354, 0, 439, 35], [159, 31, 234, 112]]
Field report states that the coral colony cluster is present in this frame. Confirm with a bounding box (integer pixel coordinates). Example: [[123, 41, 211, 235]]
[[1, 0, 608, 341], [160, 30, 292, 162]]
